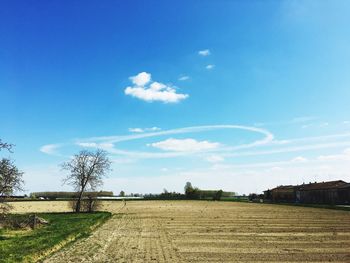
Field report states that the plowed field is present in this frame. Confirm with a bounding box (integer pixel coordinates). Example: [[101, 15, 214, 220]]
[[11, 201, 350, 262]]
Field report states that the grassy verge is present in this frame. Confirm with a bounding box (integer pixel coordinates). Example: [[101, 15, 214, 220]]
[[0, 212, 111, 263]]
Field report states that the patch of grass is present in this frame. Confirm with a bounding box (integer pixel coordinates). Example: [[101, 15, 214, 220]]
[[0, 212, 111, 263]]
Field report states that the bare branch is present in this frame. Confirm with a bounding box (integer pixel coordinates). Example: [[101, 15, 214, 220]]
[[0, 139, 13, 153]]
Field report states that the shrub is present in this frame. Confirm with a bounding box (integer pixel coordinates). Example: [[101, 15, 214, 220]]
[[69, 197, 101, 213]]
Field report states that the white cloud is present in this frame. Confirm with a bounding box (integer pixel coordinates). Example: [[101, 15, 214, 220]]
[[77, 142, 98, 147], [148, 127, 161, 132], [178, 76, 190, 81], [128, 128, 144, 133], [318, 148, 350, 161], [198, 49, 210, 56], [149, 138, 220, 152], [129, 127, 161, 133], [69, 125, 273, 159], [205, 154, 224, 163], [343, 121, 350, 125], [39, 144, 61, 155], [206, 64, 215, 70], [129, 72, 151, 86], [302, 121, 330, 129], [124, 72, 188, 103]]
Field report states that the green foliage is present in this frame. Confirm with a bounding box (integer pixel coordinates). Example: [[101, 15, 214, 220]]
[[213, 190, 223, 201], [0, 212, 111, 262], [144, 191, 186, 200], [185, 182, 234, 200]]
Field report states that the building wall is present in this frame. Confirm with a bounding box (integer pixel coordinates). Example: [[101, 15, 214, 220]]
[[299, 189, 339, 204], [271, 189, 296, 203], [337, 187, 350, 204]]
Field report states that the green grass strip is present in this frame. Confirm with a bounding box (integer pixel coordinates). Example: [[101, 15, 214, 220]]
[[0, 212, 111, 263]]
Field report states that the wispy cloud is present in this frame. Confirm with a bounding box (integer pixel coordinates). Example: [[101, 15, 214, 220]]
[[178, 76, 190, 81], [39, 144, 61, 155], [198, 49, 210, 56], [69, 125, 274, 159], [255, 116, 318, 127], [129, 127, 161, 133], [148, 138, 220, 152], [41, 123, 350, 164], [128, 128, 144, 133], [124, 72, 189, 103], [302, 122, 330, 129], [317, 148, 350, 161]]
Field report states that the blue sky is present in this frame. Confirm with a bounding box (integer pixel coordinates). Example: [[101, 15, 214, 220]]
[[1, 0, 350, 194]]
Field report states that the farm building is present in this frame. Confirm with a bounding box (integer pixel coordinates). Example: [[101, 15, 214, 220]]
[[264, 180, 350, 205], [337, 183, 350, 204], [264, 185, 298, 203], [297, 180, 349, 204]]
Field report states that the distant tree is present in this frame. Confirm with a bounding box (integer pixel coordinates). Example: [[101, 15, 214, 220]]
[[184, 182, 200, 199], [213, 190, 223, 201], [0, 140, 24, 217], [61, 149, 111, 212], [248, 193, 258, 201], [119, 190, 125, 197], [184, 182, 193, 193]]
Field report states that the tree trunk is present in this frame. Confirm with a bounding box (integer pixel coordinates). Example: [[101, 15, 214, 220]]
[[75, 191, 84, 212]]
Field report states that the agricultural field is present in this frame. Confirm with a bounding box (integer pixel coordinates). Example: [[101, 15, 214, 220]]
[[9, 200, 350, 262]]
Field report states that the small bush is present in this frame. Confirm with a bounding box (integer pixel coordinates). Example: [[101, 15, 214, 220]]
[[69, 197, 101, 213]]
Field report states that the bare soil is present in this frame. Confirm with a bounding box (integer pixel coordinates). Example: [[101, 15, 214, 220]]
[[10, 200, 350, 262]]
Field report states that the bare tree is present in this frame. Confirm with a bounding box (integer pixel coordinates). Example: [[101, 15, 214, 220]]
[[0, 139, 13, 152], [61, 149, 111, 212]]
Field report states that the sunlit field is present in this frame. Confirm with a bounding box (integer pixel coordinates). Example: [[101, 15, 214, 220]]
[[10, 200, 350, 262]]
